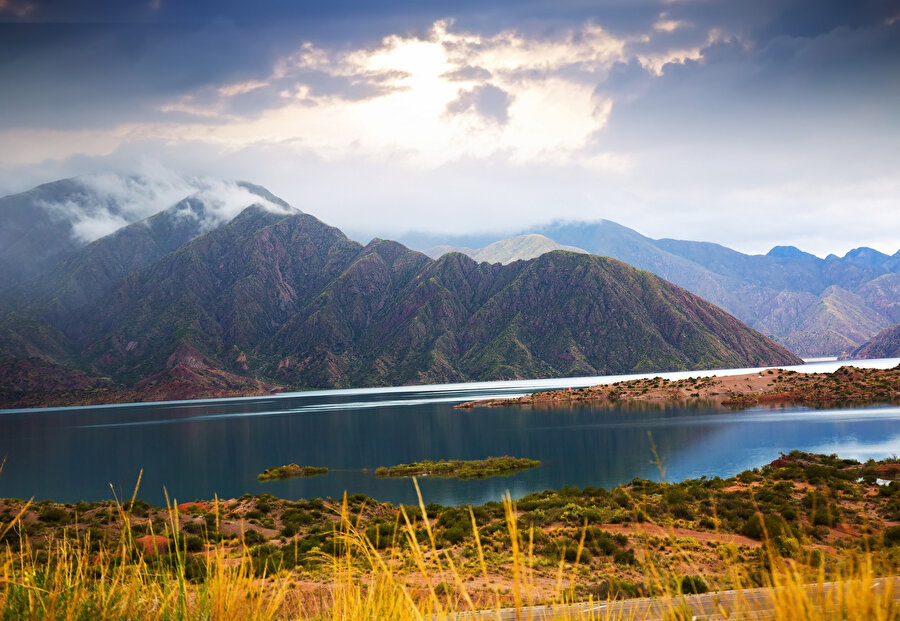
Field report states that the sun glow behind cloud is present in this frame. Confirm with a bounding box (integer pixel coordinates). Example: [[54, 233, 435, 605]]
[[0, 20, 629, 172], [176, 21, 626, 169]]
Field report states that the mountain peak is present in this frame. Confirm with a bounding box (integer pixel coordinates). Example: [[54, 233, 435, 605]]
[[426, 233, 587, 264], [767, 245, 817, 260], [843, 247, 890, 266]]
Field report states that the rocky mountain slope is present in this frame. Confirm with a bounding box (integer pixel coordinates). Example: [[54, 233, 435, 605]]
[[852, 323, 900, 359], [71, 206, 798, 389], [422, 221, 900, 357], [0, 183, 801, 403]]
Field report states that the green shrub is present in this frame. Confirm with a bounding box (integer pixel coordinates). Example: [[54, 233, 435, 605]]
[[883, 525, 900, 547], [680, 575, 708, 594], [365, 522, 396, 549], [614, 549, 636, 565], [243, 529, 266, 545], [741, 514, 787, 540], [38, 507, 69, 524], [184, 535, 205, 553]]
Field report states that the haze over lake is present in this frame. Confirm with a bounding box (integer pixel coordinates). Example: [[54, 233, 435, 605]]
[[2, 359, 899, 507]]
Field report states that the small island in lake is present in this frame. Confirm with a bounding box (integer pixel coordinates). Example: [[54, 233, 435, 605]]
[[375, 456, 540, 479], [455, 365, 900, 410], [258, 464, 328, 481]]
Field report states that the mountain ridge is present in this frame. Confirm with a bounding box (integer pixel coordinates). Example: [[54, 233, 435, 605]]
[[0, 194, 801, 405]]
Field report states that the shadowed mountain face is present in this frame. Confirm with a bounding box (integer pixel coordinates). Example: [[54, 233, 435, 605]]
[[852, 323, 900, 359], [8, 187, 289, 325], [422, 221, 900, 357], [0, 188, 800, 399]]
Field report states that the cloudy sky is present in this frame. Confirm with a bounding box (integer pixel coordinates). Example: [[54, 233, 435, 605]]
[[1, 0, 898, 256]]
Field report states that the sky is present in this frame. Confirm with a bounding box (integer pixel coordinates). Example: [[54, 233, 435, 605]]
[[0, 0, 898, 256]]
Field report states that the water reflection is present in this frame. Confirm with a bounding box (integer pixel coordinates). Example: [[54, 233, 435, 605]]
[[2, 387, 899, 506]]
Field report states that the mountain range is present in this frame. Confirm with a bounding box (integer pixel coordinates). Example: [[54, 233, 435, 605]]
[[0, 176, 800, 405], [419, 221, 900, 357]]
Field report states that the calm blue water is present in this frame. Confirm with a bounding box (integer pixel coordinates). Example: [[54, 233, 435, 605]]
[[1, 359, 898, 506]]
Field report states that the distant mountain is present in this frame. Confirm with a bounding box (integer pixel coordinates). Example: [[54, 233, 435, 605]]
[[0, 193, 800, 403], [851, 323, 900, 359], [408, 221, 900, 357], [426, 234, 587, 264]]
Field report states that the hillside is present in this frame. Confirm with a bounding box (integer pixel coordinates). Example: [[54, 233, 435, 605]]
[[8, 186, 290, 322], [0, 196, 800, 405], [852, 323, 900, 359], [409, 221, 900, 357], [0, 175, 288, 304]]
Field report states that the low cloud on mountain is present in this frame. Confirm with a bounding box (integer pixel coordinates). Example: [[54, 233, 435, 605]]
[[35, 167, 288, 244]]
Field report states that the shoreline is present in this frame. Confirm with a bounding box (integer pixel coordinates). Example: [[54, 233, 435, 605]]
[[4, 358, 900, 412], [455, 364, 900, 410]]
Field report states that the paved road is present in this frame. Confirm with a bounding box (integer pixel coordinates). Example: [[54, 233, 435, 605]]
[[450, 576, 898, 620]]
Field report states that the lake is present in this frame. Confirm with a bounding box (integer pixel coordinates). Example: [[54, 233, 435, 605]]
[[1, 358, 899, 507]]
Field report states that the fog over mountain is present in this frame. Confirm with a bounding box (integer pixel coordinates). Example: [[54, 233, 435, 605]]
[[0, 172, 290, 295]]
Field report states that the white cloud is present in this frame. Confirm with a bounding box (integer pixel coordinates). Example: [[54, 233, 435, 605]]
[[654, 20, 687, 33], [36, 164, 289, 244]]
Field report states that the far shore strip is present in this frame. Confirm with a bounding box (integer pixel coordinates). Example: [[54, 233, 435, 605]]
[[455, 365, 900, 410]]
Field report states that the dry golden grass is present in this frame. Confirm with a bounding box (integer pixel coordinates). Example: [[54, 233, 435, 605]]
[[0, 469, 897, 620]]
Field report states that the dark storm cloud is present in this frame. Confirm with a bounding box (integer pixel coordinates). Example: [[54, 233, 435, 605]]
[[598, 15, 900, 151], [4, 0, 897, 131], [0, 21, 286, 130]]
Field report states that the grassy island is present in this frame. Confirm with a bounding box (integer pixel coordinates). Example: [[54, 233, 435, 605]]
[[258, 464, 328, 481], [375, 456, 540, 479], [456, 364, 900, 410]]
